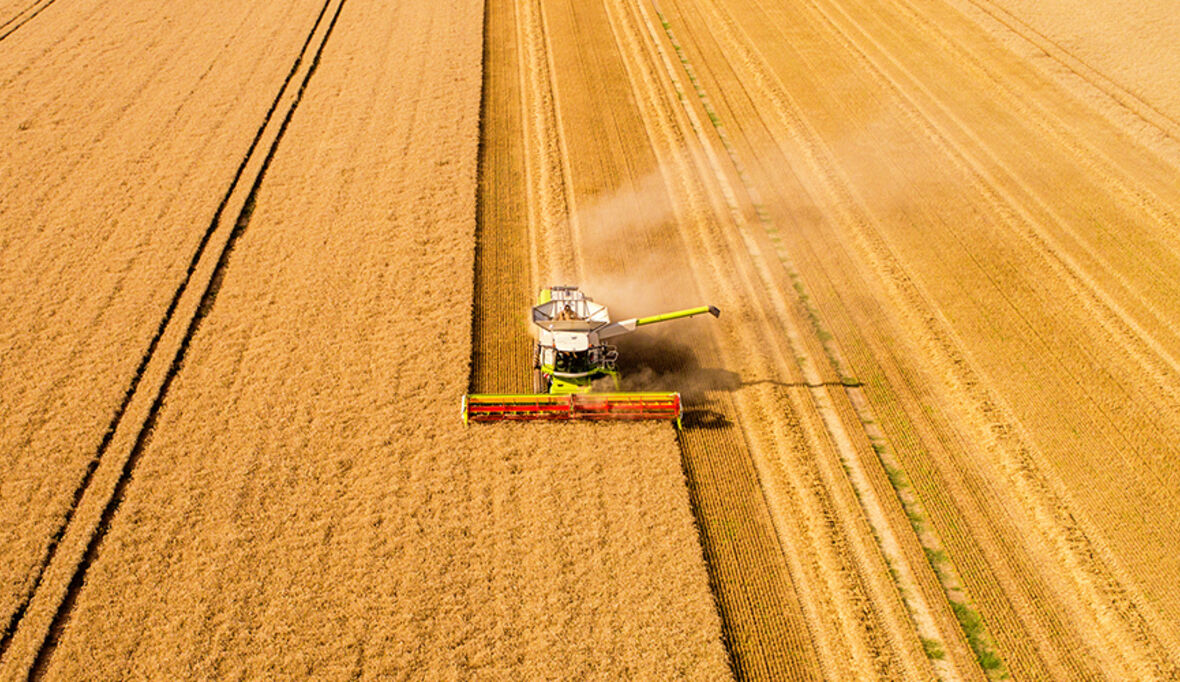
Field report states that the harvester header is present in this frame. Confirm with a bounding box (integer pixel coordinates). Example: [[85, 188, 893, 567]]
[[463, 286, 719, 426]]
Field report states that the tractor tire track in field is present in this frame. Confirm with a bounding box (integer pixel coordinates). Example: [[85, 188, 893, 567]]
[[0, 0, 56, 41], [0, 0, 337, 657], [958, 0, 1180, 147], [0, 0, 349, 675]]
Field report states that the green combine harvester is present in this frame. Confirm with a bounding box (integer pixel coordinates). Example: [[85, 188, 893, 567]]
[[462, 285, 719, 426]]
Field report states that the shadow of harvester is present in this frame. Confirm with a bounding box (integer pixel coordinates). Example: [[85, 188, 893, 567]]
[[611, 332, 740, 401]]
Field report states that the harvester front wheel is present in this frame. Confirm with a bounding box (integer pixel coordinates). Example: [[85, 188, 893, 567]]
[[531, 343, 549, 393], [533, 368, 551, 394]]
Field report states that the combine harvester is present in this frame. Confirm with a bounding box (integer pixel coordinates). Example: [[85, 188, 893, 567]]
[[463, 286, 719, 426]]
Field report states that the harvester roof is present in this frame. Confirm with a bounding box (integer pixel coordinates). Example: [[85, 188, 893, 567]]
[[532, 297, 610, 332]]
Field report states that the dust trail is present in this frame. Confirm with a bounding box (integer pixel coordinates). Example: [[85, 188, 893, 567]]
[[574, 166, 694, 312], [568, 166, 732, 399]]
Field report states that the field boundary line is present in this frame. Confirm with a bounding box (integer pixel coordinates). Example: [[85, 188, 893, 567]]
[[0, 0, 350, 675]]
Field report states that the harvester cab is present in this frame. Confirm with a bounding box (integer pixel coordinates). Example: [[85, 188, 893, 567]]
[[463, 285, 720, 426], [532, 285, 619, 394]]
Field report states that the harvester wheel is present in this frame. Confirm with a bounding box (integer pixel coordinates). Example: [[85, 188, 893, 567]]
[[531, 343, 548, 393], [533, 368, 550, 394]]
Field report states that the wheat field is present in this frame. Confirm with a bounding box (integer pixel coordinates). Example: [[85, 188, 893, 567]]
[[2, 0, 1179, 678]]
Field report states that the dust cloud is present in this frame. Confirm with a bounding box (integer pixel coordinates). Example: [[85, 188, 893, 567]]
[[570, 166, 737, 399]]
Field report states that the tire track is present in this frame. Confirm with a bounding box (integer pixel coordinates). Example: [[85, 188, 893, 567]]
[[0, 0, 327, 646], [0, 0, 337, 657], [0, 0, 348, 675], [960, 0, 1180, 145], [28, 0, 348, 669], [0, 0, 55, 41], [0, 0, 45, 30], [0, 3, 336, 658]]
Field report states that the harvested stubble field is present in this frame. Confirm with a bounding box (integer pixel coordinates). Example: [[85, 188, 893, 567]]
[[3, 0, 1180, 679]]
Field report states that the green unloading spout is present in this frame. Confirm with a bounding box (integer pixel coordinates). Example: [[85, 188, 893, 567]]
[[635, 305, 720, 327], [596, 304, 720, 340]]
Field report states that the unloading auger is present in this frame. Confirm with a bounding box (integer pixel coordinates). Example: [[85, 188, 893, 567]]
[[462, 285, 720, 426]]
